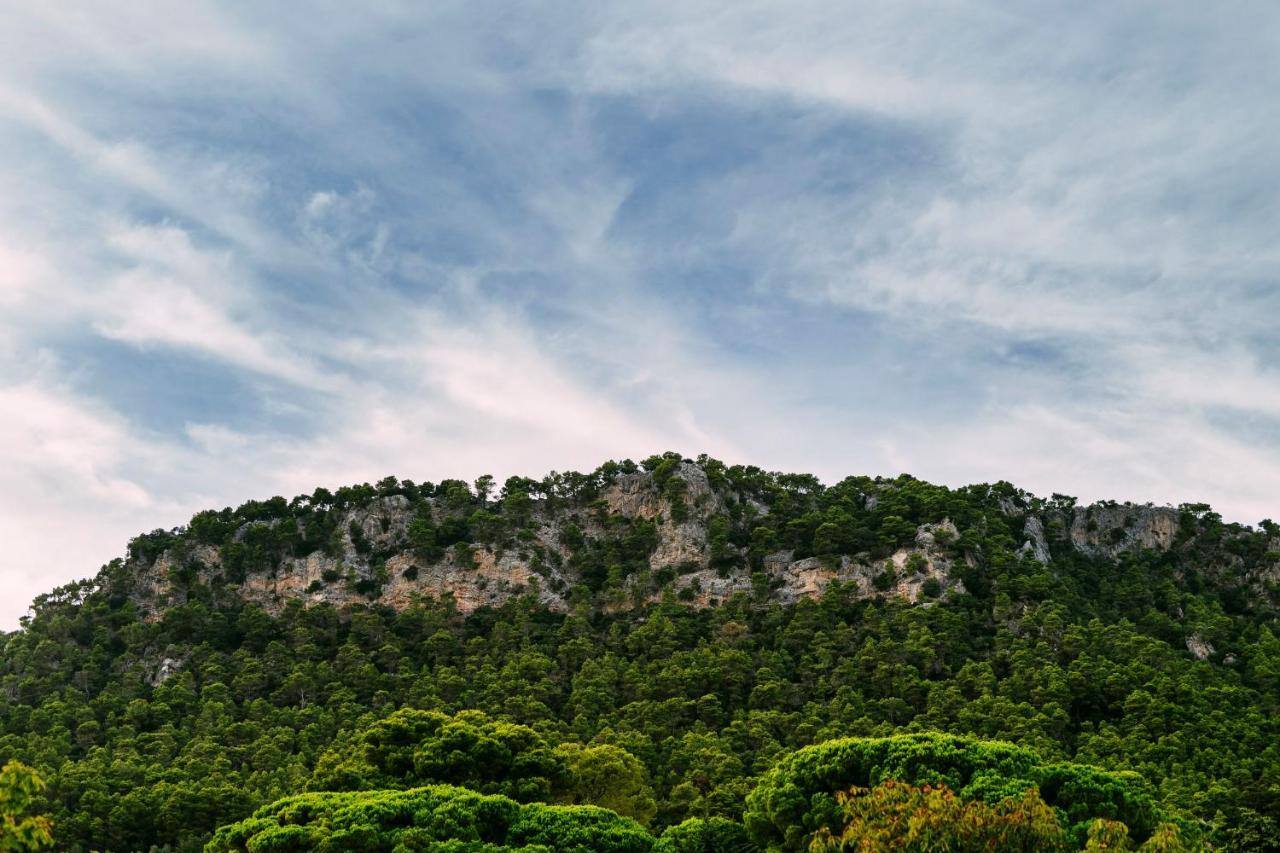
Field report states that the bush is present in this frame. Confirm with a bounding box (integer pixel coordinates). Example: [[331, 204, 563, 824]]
[[348, 520, 372, 555], [873, 566, 896, 592]]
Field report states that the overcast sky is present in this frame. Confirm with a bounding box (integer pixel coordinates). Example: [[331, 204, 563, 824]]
[[2, 3, 1279, 628]]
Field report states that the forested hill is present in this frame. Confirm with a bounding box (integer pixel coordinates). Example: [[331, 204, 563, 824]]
[[32, 453, 1280, 625], [3, 453, 1280, 850]]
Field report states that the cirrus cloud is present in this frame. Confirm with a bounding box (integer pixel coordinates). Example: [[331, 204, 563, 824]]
[[0, 1, 1277, 627]]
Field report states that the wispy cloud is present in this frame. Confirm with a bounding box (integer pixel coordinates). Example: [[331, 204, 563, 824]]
[[0, 2, 1278, 627]]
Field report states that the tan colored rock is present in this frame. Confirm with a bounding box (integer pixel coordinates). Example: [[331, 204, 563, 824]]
[[1186, 633, 1215, 661], [1069, 505, 1180, 557], [126, 470, 1231, 624]]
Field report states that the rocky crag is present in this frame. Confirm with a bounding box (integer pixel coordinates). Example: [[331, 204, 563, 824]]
[[95, 456, 1279, 631]]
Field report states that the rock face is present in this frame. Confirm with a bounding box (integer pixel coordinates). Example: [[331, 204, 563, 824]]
[[149, 657, 183, 687], [750, 520, 965, 606], [1065, 504, 1181, 558], [113, 461, 1256, 622], [1018, 516, 1052, 564], [1186, 633, 1215, 661]]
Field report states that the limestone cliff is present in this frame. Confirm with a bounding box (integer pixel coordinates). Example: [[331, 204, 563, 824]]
[[102, 457, 1279, 622]]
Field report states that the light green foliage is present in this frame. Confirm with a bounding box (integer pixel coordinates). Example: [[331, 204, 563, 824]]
[[310, 709, 566, 803], [809, 780, 1068, 851], [905, 553, 929, 575], [743, 733, 1160, 850], [654, 817, 754, 852], [0, 761, 53, 851], [555, 743, 657, 826], [205, 784, 655, 852], [1082, 819, 1202, 852]]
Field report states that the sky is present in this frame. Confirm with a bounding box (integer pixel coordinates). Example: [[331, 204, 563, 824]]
[[1, 2, 1279, 628]]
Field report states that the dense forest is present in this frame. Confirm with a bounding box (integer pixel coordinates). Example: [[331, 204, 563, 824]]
[[1, 453, 1278, 850]]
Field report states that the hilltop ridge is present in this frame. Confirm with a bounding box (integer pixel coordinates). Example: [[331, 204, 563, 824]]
[[40, 453, 1278, 631]]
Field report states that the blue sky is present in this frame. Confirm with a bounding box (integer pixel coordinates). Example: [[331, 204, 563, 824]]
[[2, 3, 1279, 627]]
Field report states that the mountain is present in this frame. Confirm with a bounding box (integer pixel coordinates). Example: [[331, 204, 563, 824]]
[[3, 453, 1279, 851]]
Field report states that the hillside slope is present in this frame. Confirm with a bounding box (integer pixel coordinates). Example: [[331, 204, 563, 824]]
[[3, 453, 1279, 850]]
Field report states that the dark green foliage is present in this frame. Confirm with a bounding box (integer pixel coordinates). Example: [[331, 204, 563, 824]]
[[407, 509, 440, 561], [127, 529, 179, 565], [872, 564, 896, 591], [655, 817, 755, 852], [742, 733, 1159, 849], [349, 520, 372, 556], [206, 784, 655, 852], [309, 709, 567, 803], [706, 518, 740, 573], [665, 478, 691, 524], [1220, 808, 1280, 852], [2, 455, 1278, 850]]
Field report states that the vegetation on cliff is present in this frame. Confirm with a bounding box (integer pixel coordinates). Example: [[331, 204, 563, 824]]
[[1, 454, 1278, 850]]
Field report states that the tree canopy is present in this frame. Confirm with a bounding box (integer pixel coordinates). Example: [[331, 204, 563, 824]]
[[743, 733, 1161, 849], [206, 784, 654, 853], [2, 456, 1277, 850]]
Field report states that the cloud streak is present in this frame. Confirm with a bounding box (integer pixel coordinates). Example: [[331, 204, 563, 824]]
[[0, 2, 1277, 627]]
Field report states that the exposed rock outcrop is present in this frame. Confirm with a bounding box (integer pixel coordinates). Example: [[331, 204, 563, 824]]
[[1066, 504, 1180, 558], [1018, 516, 1052, 564], [1186, 633, 1215, 661], [113, 462, 1269, 623]]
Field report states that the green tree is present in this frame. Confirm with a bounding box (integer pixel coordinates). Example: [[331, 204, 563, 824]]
[[655, 817, 754, 852], [743, 733, 1162, 850], [557, 743, 658, 827], [310, 709, 567, 803], [0, 761, 53, 851], [4, 456, 1279, 851], [809, 781, 1067, 851], [206, 785, 655, 852]]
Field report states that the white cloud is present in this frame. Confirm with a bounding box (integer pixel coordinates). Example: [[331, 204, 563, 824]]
[[0, 1, 1278, 629], [0, 378, 164, 627], [92, 222, 327, 387], [0, 303, 738, 626], [910, 402, 1280, 526]]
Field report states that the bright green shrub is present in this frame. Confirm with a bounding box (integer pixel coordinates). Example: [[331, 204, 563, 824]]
[[742, 733, 1162, 850], [0, 760, 55, 851], [654, 817, 757, 852], [309, 709, 567, 802], [206, 784, 655, 852]]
